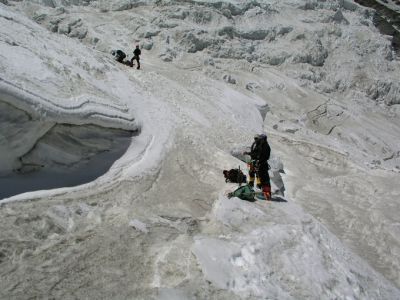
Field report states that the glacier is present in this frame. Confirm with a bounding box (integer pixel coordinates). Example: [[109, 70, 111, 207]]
[[0, 0, 400, 299]]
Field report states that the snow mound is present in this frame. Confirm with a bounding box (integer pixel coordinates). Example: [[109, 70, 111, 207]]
[[193, 196, 400, 299]]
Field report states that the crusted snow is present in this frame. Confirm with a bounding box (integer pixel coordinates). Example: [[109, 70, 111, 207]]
[[0, 0, 400, 299]]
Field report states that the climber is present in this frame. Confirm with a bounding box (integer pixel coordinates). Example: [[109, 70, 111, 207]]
[[243, 134, 272, 200], [130, 45, 141, 69], [111, 49, 127, 63], [244, 134, 262, 187], [223, 168, 247, 184]]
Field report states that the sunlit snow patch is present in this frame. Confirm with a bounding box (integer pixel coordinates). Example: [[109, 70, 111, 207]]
[[192, 196, 400, 299]]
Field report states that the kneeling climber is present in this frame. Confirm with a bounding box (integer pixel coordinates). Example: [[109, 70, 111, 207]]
[[111, 49, 127, 63]]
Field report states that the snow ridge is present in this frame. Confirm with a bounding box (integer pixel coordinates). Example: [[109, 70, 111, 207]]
[[0, 77, 138, 130]]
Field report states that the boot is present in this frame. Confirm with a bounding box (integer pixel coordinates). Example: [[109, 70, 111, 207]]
[[262, 185, 271, 201]]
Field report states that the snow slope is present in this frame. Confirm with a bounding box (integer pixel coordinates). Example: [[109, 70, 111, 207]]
[[0, 0, 400, 299], [193, 195, 398, 299]]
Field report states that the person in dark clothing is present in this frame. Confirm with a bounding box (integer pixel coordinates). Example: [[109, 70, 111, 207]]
[[130, 45, 141, 69], [223, 169, 247, 184], [244, 134, 271, 200], [111, 50, 127, 63], [245, 139, 259, 188]]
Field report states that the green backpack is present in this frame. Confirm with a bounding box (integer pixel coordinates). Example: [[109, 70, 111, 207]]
[[228, 184, 255, 201]]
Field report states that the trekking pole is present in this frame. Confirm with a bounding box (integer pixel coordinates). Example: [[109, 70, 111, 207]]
[[238, 166, 242, 187]]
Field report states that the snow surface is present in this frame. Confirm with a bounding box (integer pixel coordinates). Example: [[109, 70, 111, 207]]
[[0, 0, 400, 299], [193, 195, 399, 299]]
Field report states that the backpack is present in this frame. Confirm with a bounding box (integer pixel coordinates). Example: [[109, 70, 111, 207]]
[[227, 184, 255, 201], [116, 50, 126, 59], [223, 168, 247, 183]]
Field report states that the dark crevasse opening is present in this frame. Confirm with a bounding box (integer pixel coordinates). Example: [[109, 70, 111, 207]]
[[0, 100, 136, 200]]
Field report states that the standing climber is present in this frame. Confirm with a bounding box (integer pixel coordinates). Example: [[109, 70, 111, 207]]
[[247, 135, 258, 187], [130, 45, 141, 69], [244, 134, 272, 200]]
